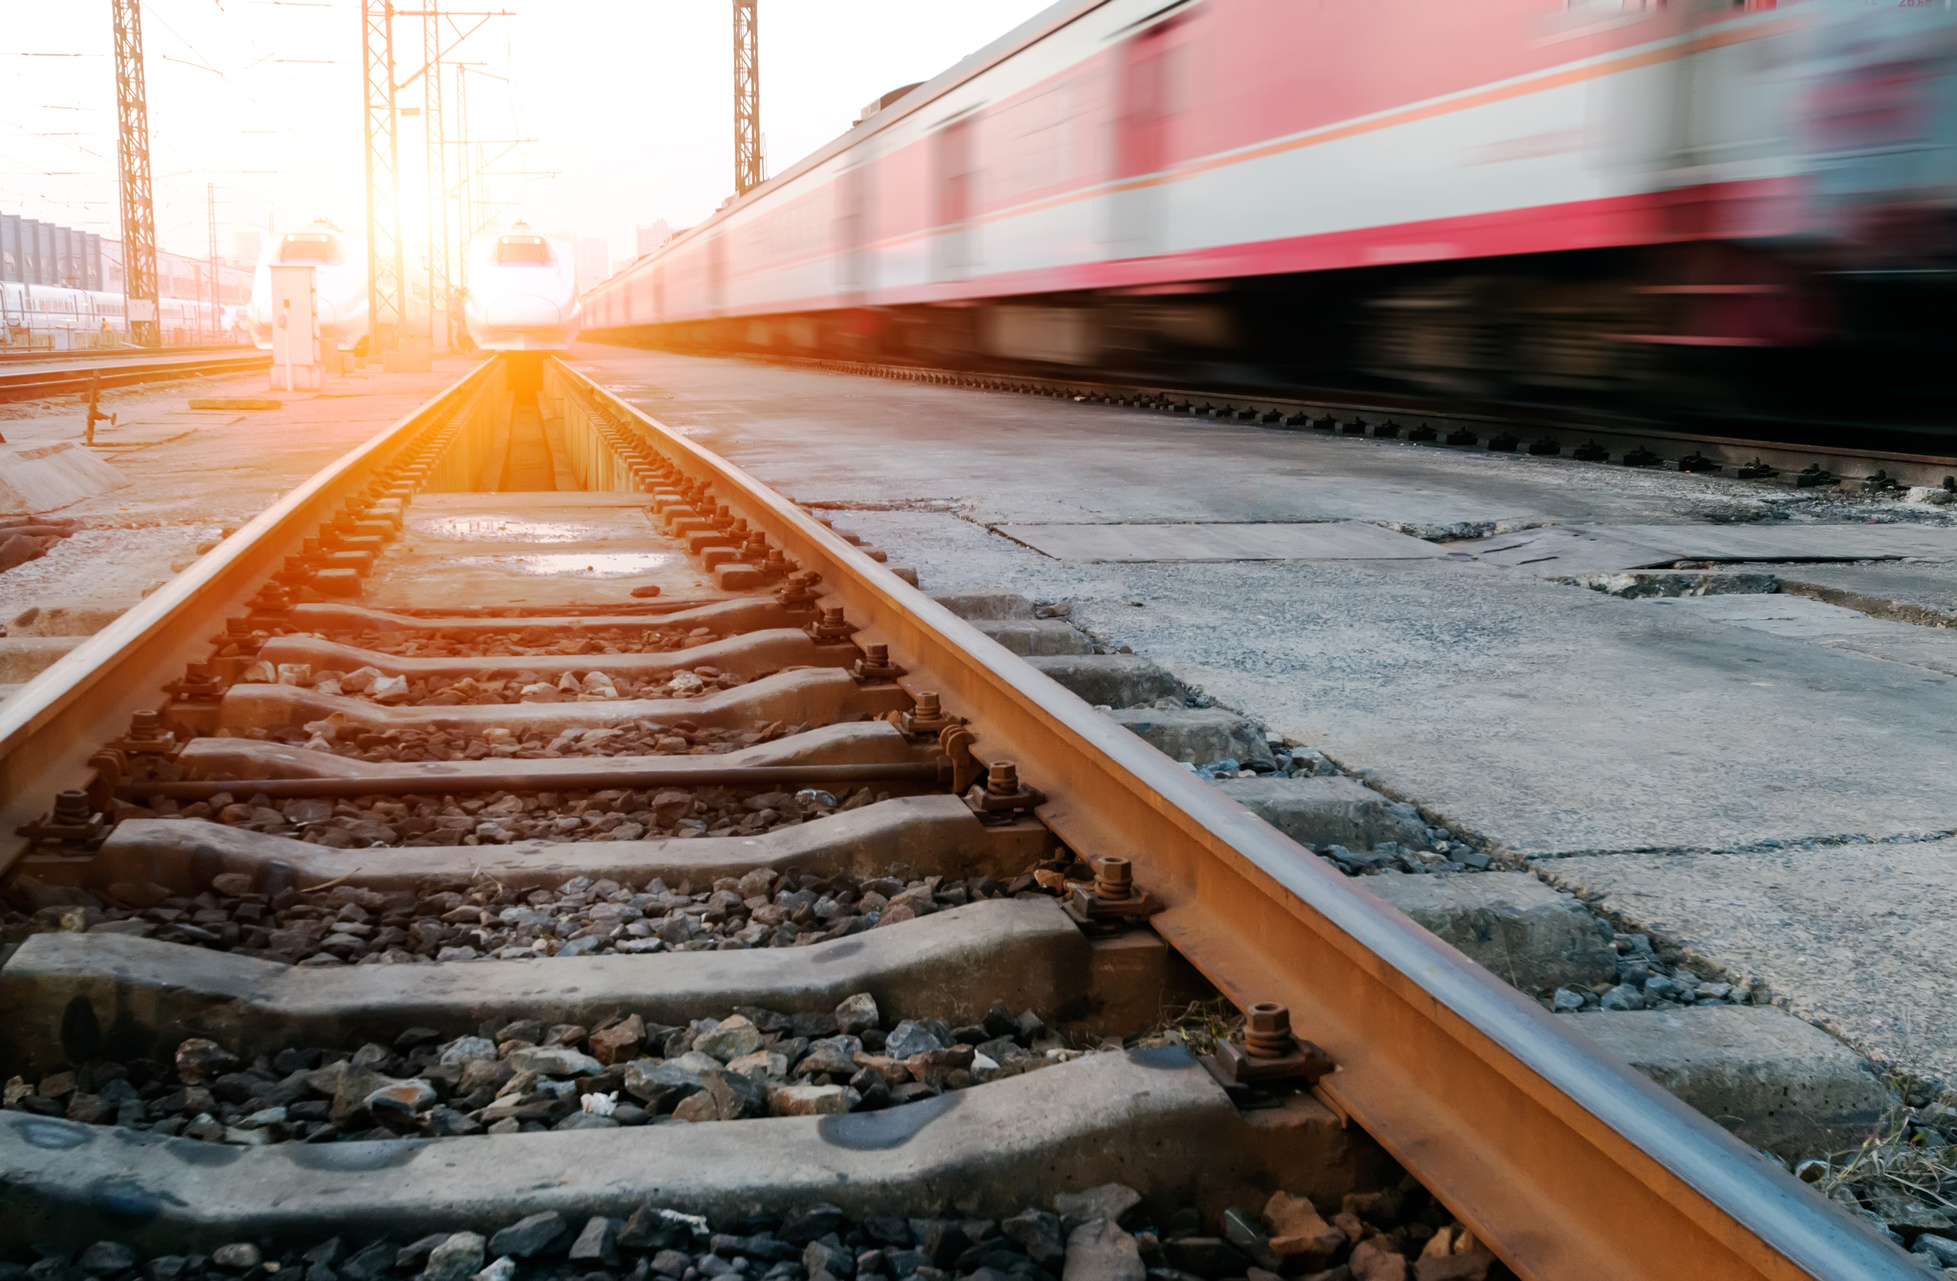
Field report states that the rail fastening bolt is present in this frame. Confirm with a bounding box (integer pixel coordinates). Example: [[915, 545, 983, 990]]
[[52, 790, 92, 824], [129, 710, 162, 740], [914, 691, 942, 719], [865, 643, 889, 665], [1244, 1003, 1294, 1058], [986, 760, 1022, 798], [1094, 855, 1133, 900]]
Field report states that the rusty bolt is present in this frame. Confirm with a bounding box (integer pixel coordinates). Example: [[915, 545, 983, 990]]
[[987, 760, 1022, 797], [1243, 1003, 1295, 1058], [1094, 855, 1134, 900], [52, 790, 92, 824], [225, 618, 251, 637], [864, 642, 889, 665], [129, 710, 163, 740], [763, 549, 789, 572], [914, 691, 943, 720]]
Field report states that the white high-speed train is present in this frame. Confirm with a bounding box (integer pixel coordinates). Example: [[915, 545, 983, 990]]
[[0, 282, 222, 345], [463, 226, 580, 351], [247, 223, 369, 353]]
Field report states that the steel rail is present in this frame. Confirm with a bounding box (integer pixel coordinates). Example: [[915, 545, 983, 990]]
[[0, 344, 253, 364], [0, 350, 271, 401], [120, 760, 949, 801], [0, 358, 501, 876], [555, 356, 1920, 1281], [714, 349, 1957, 493]]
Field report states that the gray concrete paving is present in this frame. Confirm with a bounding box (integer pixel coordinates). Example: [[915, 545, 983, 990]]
[[0, 357, 471, 639], [1542, 840, 1957, 1087], [572, 345, 1957, 1087]]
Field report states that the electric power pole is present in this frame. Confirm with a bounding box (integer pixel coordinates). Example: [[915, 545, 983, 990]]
[[206, 181, 219, 341], [733, 0, 761, 197], [423, 17, 450, 352], [112, 0, 160, 347], [454, 66, 473, 298], [362, 0, 407, 358]]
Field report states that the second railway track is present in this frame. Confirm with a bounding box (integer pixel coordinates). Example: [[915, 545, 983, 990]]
[[0, 354, 1921, 1281], [0, 348, 272, 402]]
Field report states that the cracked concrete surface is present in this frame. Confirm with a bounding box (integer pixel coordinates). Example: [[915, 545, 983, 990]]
[[576, 345, 1957, 1087]]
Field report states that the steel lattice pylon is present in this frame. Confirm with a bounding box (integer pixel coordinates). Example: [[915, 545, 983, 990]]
[[423, 15, 450, 351], [112, 0, 160, 347], [363, 0, 406, 356], [733, 0, 761, 197]]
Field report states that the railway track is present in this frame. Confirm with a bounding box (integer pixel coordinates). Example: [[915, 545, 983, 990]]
[[729, 353, 1957, 496], [0, 354, 1919, 1281], [0, 348, 271, 402]]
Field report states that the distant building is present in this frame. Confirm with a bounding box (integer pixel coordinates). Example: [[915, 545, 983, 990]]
[[574, 237, 608, 292], [636, 221, 672, 257]]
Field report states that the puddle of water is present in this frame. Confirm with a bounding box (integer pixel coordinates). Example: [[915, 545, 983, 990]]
[[421, 517, 638, 544], [452, 552, 680, 578]]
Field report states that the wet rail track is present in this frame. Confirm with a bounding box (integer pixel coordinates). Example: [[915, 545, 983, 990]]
[[751, 354, 1957, 497], [0, 355, 1923, 1281]]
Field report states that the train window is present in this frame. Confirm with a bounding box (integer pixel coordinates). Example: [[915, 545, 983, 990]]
[[279, 233, 344, 265], [496, 236, 554, 265]]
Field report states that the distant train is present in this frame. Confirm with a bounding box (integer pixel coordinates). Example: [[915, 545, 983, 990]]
[[464, 226, 581, 351], [0, 281, 226, 346], [582, 0, 1957, 427], [247, 223, 369, 353]]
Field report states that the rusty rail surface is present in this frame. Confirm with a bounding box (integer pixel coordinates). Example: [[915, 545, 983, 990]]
[[0, 352, 1921, 1280], [550, 358, 1916, 1281]]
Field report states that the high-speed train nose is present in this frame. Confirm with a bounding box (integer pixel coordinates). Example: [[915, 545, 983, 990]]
[[485, 295, 563, 329], [317, 299, 338, 327]]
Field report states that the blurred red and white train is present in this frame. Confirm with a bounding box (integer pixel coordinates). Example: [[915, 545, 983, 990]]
[[583, 0, 1957, 423]]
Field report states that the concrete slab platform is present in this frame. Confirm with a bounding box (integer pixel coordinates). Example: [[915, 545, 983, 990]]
[[0, 358, 467, 624], [1458, 523, 1957, 575], [1569, 1005, 1895, 1158], [0, 898, 1087, 1076], [1776, 561, 1957, 625], [1540, 840, 1957, 1087], [1643, 593, 1957, 682], [364, 493, 722, 609], [93, 795, 1046, 895], [0, 635, 83, 683], [0, 441, 127, 516], [565, 349, 1957, 1108], [0, 1046, 1367, 1254], [998, 521, 1447, 563]]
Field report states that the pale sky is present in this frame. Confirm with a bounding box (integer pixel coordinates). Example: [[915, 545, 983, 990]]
[[6, 1, 1056, 271]]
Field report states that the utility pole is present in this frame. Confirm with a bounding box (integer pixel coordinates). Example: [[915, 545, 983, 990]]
[[454, 66, 473, 299], [112, 0, 160, 347], [733, 0, 761, 197], [206, 181, 219, 342], [362, 0, 407, 360], [423, 16, 450, 352]]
